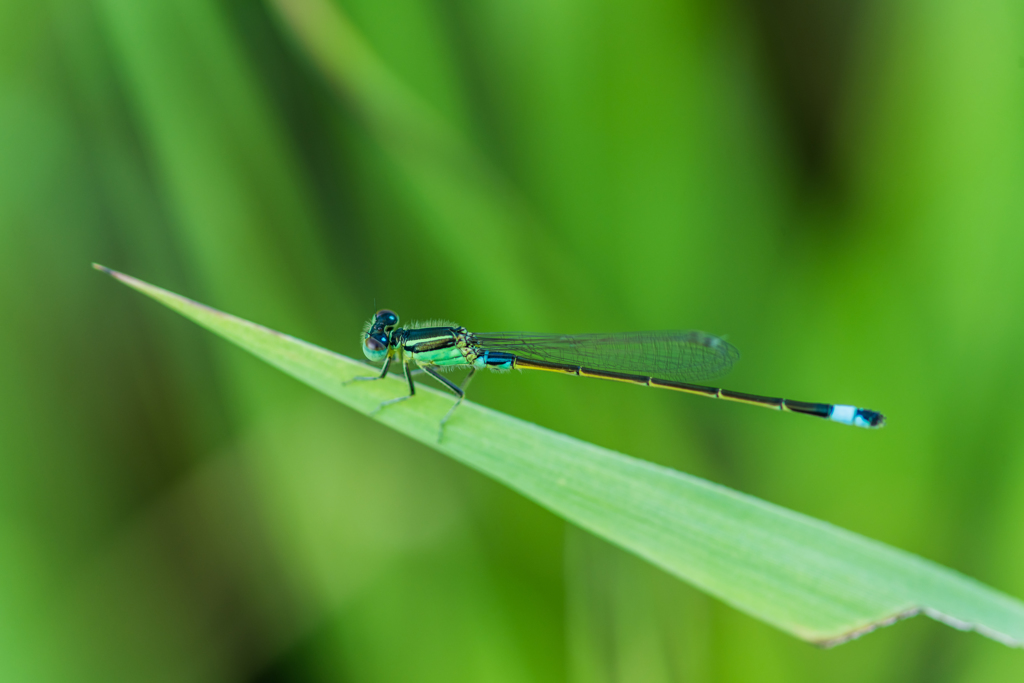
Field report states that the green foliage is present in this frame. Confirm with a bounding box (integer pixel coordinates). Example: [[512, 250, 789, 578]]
[[3, 0, 1024, 680]]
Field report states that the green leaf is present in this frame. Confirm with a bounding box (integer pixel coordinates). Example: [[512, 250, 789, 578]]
[[94, 264, 1024, 649]]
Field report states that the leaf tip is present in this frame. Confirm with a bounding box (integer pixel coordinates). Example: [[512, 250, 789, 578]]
[[923, 608, 1024, 648], [93, 264, 138, 289]]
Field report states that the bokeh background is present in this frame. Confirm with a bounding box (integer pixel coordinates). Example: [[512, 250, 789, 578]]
[[2, 0, 1023, 680]]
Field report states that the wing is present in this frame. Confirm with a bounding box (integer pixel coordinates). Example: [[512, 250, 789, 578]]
[[469, 330, 739, 382]]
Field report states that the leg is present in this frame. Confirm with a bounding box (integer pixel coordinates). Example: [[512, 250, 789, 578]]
[[371, 356, 416, 414], [423, 366, 475, 441], [344, 355, 392, 385]]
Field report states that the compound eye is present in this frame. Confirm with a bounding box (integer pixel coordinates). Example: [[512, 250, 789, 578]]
[[364, 336, 386, 352], [375, 309, 399, 327]]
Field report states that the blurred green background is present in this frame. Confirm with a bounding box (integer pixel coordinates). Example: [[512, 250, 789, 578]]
[[2, 0, 1023, 680]]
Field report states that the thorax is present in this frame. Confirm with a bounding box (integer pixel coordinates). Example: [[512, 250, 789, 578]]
[[396, 326, 481, 366]]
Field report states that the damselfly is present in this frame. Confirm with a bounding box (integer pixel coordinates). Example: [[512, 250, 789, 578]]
[[350, 309, 885, 438]]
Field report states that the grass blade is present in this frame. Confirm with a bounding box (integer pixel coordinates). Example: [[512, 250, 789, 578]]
[[94, 264, 1024, 648]]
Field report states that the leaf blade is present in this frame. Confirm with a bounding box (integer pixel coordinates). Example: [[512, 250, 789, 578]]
[[95, 264, 1024, 648]]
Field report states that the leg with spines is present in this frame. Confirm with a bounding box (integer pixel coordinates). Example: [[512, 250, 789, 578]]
[[423, 366, 477, 441]]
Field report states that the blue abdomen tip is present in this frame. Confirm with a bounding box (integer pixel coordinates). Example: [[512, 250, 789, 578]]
[[831, 405, 885, 428], [855, 409, 885, 428]]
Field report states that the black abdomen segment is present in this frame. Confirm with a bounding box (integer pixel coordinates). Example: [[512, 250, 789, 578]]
[[512, 357, 884, 428]]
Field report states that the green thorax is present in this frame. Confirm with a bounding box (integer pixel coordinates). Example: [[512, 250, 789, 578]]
[[398, 325, 481, 368]]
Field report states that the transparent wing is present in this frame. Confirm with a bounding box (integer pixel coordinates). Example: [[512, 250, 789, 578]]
[[469, 330, 739, 382]]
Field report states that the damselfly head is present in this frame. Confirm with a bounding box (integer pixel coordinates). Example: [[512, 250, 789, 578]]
[[375, 309, 399, 329], [362, 334, 388, 361], [361, 309, 399, 362]]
